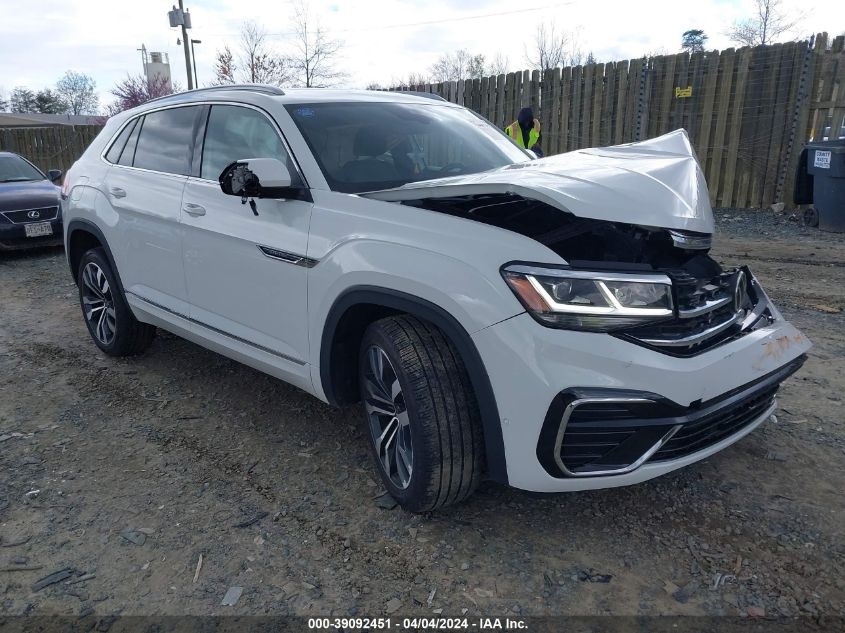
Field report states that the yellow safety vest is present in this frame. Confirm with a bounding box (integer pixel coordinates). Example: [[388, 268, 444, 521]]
[[505, 119, 540, 149]]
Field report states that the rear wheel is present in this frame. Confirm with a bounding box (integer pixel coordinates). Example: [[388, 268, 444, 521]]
[[359, 315, 484, 512], [78, 248, 155, 356]]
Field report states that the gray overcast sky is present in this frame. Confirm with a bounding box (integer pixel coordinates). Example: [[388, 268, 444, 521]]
[[0, 0, 840, 109]]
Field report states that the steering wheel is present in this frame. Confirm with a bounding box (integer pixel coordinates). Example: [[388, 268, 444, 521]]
[[439, 162, 466, 175]]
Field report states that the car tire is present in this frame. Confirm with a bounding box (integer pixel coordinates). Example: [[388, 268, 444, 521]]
[[358, 315, 484, 512], [77, 248, 155, 356]]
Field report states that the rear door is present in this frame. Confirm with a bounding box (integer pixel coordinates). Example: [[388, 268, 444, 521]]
[[102, 105, 203, 316], [180, 103, 313, 368]]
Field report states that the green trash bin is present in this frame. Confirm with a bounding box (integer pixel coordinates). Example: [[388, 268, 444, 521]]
[[804, 139, 845, 232]]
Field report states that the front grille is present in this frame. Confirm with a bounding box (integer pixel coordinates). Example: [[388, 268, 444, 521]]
[[1, 206, 59, 224], [649, 385, 778, 462], [619, 268, 756, 356]]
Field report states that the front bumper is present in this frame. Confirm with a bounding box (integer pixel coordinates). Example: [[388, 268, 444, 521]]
[[472, 311, 811, 492], [0, 217, 63, 251]]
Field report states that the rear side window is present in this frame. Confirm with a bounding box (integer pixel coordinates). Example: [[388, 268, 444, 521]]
[[133, 106, 200, 175], [117, 118, 142, 167], [200, 105, 301, 184], [104, 119, 137, 164]]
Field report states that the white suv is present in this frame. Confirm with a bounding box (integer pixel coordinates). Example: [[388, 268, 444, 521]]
[[62, 85, 810, 511]]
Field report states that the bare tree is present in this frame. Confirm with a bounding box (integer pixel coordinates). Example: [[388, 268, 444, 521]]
[[56, 71, 98, 115], [488, 53, 510, 76], [288, 0, 347, 88], [212, 22, 290, 86], [525, 23, 578, 74], [430, 50, 487, 82], [727, 0, 800, 46]]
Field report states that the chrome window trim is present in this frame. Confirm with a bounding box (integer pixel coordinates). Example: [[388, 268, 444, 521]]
[[99, 101, 309, 189], [553, 396, 682, 477]]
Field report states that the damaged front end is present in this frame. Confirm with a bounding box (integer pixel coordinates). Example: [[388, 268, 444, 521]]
[[364, 130, 776, 356]]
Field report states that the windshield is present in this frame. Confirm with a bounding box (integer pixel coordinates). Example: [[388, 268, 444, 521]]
[[285, 102, 529, 194], [0, 154, 45, 183]]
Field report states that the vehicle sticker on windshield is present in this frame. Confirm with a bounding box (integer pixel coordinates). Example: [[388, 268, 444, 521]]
[[295, 107, 315, 118]]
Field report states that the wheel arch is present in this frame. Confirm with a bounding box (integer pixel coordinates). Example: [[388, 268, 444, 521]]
[[66, 219, 125, 296], [320, 286, 508, 484]]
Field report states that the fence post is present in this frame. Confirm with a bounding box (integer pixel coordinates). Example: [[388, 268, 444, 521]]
[[779, 35, 820, 205]]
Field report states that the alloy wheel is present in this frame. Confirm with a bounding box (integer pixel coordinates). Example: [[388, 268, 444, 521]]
[[81, 262, 117, 346], [363, 345, 413, 489]]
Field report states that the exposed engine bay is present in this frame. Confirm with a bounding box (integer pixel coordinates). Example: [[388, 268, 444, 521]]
[[401, 193, 772, 356]]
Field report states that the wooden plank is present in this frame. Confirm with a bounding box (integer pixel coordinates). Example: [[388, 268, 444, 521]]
[[570, 65, 583, 149], [738, 45, 772, 208], [757, 44, 788, 207], [720, 47, 752, 207], [624, 58, 642, 142], [522, 70, 531, 109], [559, 66, 572, 153], [495, 74, 506, 128], [591, 63, 605, 146], [763, 43, 799, 207], [670, 52, 690, 133], [697, 50, 721, 164], [659, 53, 679, 135], [646, 56, 663, 138], [530, 69, 540, 117], [479, 76, 489, 120], [547, 67, 561, 154], [783, 36, 825, 205], [708, 48, 736, 202], [614, 60, 628, 144], [683, 51, 703, 141], [580, 63, 593, 148], [601, 62, 615, 146]]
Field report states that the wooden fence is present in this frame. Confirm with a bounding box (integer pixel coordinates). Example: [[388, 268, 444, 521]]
[[0, 125, 102, 174], [395, 33, 845, 209], [1, 34, 842, 209]]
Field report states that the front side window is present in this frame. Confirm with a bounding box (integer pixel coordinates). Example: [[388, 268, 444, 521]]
[[132, 106, 200, 175], [285, 102, 529, 194], [0, 154, 45, 182], [201, 105, 300, 184]]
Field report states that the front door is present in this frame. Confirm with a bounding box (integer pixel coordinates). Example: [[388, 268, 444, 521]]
[[181, 104, 312, 368]]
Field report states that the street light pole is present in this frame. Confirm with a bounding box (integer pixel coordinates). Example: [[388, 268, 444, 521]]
[[191, 39, 202, 88]]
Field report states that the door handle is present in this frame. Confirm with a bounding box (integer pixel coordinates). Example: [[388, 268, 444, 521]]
[[183, 203, 206, 217], [109, 187, 126, 198]]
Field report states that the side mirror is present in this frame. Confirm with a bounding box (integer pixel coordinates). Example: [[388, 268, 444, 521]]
[[47, 169, 63, 184], [219, 158, 294, 200]]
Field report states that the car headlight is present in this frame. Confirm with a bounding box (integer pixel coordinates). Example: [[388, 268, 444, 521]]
[[502, 264, 674, 332]]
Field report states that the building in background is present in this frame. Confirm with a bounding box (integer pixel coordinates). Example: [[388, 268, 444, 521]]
[[139, 44, 172, 90]]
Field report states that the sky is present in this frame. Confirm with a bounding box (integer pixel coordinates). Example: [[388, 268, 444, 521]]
[[0, 0, 841, 111]]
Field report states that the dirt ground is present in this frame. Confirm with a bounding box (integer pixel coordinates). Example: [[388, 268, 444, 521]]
[[1, 209, 843, 621]]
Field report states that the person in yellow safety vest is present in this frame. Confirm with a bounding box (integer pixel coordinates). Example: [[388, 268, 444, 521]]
[[505, 107, 543, 157]]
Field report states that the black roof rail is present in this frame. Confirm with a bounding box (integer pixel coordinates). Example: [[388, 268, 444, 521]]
[[144, 84, 285, 106]]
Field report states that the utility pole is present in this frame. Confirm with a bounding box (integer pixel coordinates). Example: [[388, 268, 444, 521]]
[[179, 1, 193, 89], [168, 2, 194, 89]]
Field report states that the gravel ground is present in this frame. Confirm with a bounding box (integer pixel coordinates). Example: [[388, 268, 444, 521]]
[[0, 210, 843, 622]]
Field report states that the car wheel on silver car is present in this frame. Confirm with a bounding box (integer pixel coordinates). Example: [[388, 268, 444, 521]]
[[77, 248, 156, 357], [358, 315, 485, 512]]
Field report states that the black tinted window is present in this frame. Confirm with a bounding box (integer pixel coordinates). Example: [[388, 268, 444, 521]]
[[118, 118, 142, 167], [201, 105, 299, 183], [133, 106, 199, 175], [105, 119, 137, 164], [0, 154, 44, 182]]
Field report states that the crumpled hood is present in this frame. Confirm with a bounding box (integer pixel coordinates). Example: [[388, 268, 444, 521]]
[[364, 129, 715, 234]]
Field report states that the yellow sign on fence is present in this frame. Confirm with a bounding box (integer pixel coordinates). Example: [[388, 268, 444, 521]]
[[675, 86, 693, 98]]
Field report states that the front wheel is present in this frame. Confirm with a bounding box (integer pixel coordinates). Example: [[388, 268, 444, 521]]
[[358, 315, 484, 512], [77, 248, 155, 356]]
